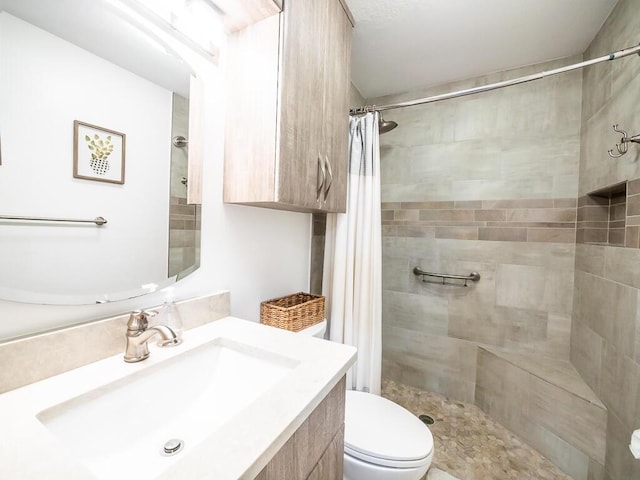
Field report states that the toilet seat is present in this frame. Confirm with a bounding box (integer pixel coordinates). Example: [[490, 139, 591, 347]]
[[344, 390, 433, 469]]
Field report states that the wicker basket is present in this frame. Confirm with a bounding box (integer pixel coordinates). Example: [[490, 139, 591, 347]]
[[260, 292, 325, 332]]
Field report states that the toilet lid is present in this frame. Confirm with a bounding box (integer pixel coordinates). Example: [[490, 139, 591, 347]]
[[344, 391, 433, 468]]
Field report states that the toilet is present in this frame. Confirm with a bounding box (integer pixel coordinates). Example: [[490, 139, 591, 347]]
[[299, 320, 434, 480]]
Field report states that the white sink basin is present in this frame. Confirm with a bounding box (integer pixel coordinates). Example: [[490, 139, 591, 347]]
[[0, 317, 356, 480], [37, 338, 297, 480]]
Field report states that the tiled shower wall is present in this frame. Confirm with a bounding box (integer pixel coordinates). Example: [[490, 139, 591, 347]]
[[371, 57, 582, 402], [168, 197, 201, 277], [168, 93, 201, 276], [571, 0, 640, 478], [312, 6, 640, 476]]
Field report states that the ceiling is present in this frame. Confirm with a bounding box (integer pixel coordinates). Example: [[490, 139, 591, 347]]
[[347, 0, 619, 100]]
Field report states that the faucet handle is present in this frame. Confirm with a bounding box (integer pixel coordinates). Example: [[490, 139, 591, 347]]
[[127, 310, 158, 332]]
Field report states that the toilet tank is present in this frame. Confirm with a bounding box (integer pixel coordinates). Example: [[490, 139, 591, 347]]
[[297, 319, 327, 338]]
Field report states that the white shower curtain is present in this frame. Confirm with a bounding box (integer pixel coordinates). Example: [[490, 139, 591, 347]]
[[323, 112, 382, 395]]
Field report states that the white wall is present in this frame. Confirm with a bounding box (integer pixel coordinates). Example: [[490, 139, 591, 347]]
[[0, 13, 170, 297], [0, 20, 312, 340]]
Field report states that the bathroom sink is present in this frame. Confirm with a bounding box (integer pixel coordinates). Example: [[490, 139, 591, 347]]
[[37, 338, 297, 480], [0, 317, 356, 479]]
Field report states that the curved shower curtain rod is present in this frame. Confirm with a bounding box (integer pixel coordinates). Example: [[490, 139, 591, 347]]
[[350, 43, 640, 115]]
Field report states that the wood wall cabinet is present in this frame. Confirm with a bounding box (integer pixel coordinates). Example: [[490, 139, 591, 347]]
[[224, 0, 353, 213]]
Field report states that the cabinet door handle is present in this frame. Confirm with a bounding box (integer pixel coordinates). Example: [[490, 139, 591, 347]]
[[323, 156, 333, 203], [317, 154, 326, 202]]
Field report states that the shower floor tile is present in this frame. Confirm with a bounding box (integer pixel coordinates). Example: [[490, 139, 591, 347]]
[[382, 379, 574, 480]]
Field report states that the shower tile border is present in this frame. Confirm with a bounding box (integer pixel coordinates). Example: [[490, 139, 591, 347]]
[[382, 197, 578, 244]]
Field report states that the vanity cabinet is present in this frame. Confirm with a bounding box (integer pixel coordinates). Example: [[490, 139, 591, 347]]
[[255, 377, 346, 479], [224, 0, 353, 213]]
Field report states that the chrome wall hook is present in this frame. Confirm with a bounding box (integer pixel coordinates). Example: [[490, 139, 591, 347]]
[[608, 124, 640, 158]]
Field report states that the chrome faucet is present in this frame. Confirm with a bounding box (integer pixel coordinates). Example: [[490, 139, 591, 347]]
[[124, 310, 179, 363]]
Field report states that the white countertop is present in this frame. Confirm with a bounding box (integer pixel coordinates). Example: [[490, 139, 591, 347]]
[[0, 317, 357, 479]]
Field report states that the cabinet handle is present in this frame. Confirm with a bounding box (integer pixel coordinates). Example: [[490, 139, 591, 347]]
[[323, 156, 333, 203], [317, 154, 326, 202]]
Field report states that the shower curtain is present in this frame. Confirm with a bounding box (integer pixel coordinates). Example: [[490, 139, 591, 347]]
[[323, 112, 382, 395]]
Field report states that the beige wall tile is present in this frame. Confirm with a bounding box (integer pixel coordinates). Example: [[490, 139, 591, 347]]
[[382, 225, 397, 237], [476, 348, 606, 478], [625, 215, 640, 226], [381, 210, 394, 221], [628, 179, 640, 196], [394, 209, 420, 222], [490, 221, 575, 228], [528, 228, 576, 244], [474, 209, 506, 221], [581, 229, 609, 244], [419, 209, 474, 222], [555, 198, 579, 208], [588, 459, 605, 480], [608, 229, 625, 246], [625, 226, 640, 248], [508, 208, 577, 223], [529, 424, 590, 480], [603, 245, 640, 289], [503, 308, 548, 343], [544, 268, 575, 316], [529, 375, 606, 464], [382, 329, 477, 402], [396, 225, 436, 238], [578, 195, 609, 207], [448, 307, 506, 346], [626, 193, 640, 216], [570, 313, 603, 394], [609, 202, 625, 221], [401, 201, 454, 209], [478, 227, 527, 242], [496, 264, 546, 310], [636, 294, 640, 365], [382, 290, 448, 336], [599, 343, 640, 427], [484, 199, 555, 209], [577, 205, 609, 222], [434, 227, 479, 240], [310, 236, 325, 294], [454, 200, 483, 209], [381, 202, 402, 209]]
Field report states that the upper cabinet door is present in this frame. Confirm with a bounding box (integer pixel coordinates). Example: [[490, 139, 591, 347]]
[[321, 0, 352, 213], [224, 0, 353, 213], [276, 0, 328, 210]]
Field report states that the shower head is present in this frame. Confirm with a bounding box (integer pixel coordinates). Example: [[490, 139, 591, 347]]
[[378, 113, 398, 134]]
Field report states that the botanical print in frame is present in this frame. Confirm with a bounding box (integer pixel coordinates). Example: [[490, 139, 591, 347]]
[[73, 120, 125, 184]]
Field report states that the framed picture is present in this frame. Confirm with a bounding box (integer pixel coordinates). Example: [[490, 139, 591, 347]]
[[73, 120, 125, 184]]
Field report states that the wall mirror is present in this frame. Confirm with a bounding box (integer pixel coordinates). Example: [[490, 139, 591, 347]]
[[0, 0, 204, 305]]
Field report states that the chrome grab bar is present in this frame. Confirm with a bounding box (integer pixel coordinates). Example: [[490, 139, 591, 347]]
[[413, 267, 480, 286], [0, 215, 107, 226]]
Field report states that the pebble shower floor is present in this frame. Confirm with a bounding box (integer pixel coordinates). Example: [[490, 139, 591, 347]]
[[382, 379, 573, 480]]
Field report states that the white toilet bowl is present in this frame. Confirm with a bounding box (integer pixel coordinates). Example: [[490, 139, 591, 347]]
[[298, 320, 434, 480]]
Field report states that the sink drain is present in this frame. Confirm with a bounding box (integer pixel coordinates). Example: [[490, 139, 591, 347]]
[[161, 438, 184, 456], [419, 414, 435, 425]]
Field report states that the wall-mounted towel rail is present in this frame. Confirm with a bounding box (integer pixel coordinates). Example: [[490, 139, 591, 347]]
[[0, 215, 107, 226], [413, 267, 480, 286]]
